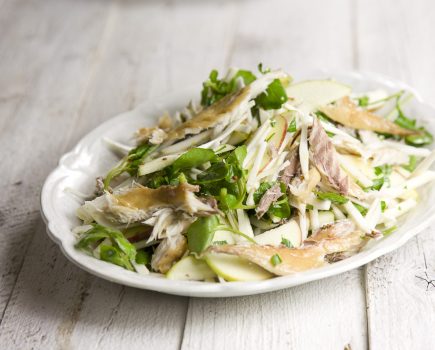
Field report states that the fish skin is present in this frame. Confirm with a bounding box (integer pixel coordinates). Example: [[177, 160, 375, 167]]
[[320, 96, 416, 136], [164, 71, 287, 144], [256, 183, 282, 219], [151, 234, 187, 273], [165, 87, 250, 143], [279, 149, 301, 186], [207, 220, 366, 276], [309, 118, 349, 195]]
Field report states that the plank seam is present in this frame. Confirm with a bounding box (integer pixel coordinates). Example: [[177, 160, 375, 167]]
[[0, 0, 119, 328]]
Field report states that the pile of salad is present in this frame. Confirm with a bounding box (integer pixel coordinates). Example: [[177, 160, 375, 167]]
[[73, 65, 435, 282]]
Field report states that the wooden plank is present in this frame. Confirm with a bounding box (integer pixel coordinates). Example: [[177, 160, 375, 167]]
[[0, 0, 117, 320], [0, 0, 237, 348], [182, 1, 368, 350], [182, 271, 367, 350], [357, 1, 435, 349]]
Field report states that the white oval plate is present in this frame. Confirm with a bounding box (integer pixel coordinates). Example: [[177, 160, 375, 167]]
[[41, 71, 435, 297]]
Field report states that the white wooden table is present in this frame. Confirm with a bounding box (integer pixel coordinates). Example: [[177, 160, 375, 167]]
[[1, 0, 434, 349]]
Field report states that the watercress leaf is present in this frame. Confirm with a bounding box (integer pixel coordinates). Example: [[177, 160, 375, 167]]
[[135, 249, 152, 265], [103, 143, 156, 189], [187, 215, 220, 254], [229, 70, 256, 90], [218, 188, 239, 210], [226, 145, 247, 168], [200, 69, 257, 107], [172, 148, 218, 172], [268, 199, 291, 219], [405, 130, 433, 147], [315, 191, 349, 204], [100, 245, 134, 271], [196, 162, 228, 183], [394, 107, 417, 130], [255, 79, 288, 110], [367, 177, 385, 191], [76, 224, 136, 261], [353, 202, 368, 216]]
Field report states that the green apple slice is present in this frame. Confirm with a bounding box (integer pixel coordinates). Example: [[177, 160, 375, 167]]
[[315, 211, 335, 229], [204, 253, 273, 281], [254, 219, 302, 247], [166, 256, 216, 281], [286, 80, 351, 113]]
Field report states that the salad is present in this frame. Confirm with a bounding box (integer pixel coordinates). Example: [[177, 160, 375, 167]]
[[73, 65, 435, 282]]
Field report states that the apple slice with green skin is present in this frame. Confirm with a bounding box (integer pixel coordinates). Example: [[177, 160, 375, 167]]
[[166, 256, 216, 281], [286, 80, 351, 113], [308, 211, 335, 231], [254, 219, 302, 247], [258, 114, 288, 173], [204, 253, 273, 281]]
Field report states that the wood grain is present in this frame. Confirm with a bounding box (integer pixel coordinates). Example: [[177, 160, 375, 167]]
[[0, 0, 237, 348], [0, 0, 434, 349], [357, 1, 435, 349], [0, 0, 116, 320], [182, 271, 367, 350]]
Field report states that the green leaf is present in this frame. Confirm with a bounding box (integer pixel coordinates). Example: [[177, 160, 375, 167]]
[[381, 200, 387, 212], [270, 254, 282, 266], [100, 245, 134, 271], [405, 130, 433, 147], [76, 224, 136, 261], [374, 164, 392, 177], [229, 70, 256, 91], [287, 118, 297, 132], [226, 145, 247, 168], [315, 191, 349, 204], [219, 188, 239, 210], [268, 199, 291, 219], [353, 202, 368, 216], [394, 107, 417, 130], [172, 148, 217, 172], [187, 215, 220, 254], [369, 177, 385, 191], [196, 162, 228, 183], [255, 79, 288, 110], [200, 69, 257, 107], [393, 97, 433, 146], [135, 250, 152, 265], [253, 182, 274, 203], [104, 143, 156, 189], [366, 165, 392, 191], [281, 237, 293, 248]]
